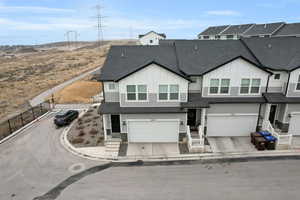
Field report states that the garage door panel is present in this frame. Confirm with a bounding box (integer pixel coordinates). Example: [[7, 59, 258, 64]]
[[128, 120, 179, 143], [289, 114, 300, 135], [207, 114, 258, 137]]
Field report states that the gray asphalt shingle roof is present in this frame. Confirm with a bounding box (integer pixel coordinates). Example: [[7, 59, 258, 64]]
[[243, 22, 285, 36], [173, 40, 260, 75], [274, 23, 300, 36], [138, 31, 166, 38], [198, 25, 229, 36], [242, 37, 300, 70], [221, 24, 254, 35]]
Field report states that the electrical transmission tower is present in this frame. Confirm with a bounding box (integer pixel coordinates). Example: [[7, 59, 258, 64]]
[[93, 2, 106, 47], [64, 30, 79, 49]]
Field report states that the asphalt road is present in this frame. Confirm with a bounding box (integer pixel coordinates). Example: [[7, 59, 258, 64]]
[[0, 112, 102, 200], [56, 160, 300, 200]]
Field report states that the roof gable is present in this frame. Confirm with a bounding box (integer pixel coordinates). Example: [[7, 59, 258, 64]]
[[138, 31, 166, 39]]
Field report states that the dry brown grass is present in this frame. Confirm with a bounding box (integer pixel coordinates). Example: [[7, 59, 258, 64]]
[[51, 80, 102, 104], [0, 40, 134, 120]]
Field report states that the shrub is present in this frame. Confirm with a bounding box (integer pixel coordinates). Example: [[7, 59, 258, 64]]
[[89, 128, 98, 135], [78, 130, 85, 137], [76, 126, 84, 130], [72, 138, 84, 144], [85, 140, 90, 145], [93, 116, 100, 120], [84, 118, 92, 123]]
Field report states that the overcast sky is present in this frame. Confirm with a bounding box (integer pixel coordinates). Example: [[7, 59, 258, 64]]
[[1, 0, 300, 45]]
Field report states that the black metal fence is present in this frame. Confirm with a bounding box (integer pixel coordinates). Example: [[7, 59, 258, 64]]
[[0, 101, 51, 141]]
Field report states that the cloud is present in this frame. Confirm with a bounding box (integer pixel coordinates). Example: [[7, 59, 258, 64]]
[[0, 6, 75, 13], [205, 10, 241, 16]]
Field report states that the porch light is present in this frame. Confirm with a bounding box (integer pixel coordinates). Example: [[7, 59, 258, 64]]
[[122, 121, 126, 126], [180, 121, 184, 125]]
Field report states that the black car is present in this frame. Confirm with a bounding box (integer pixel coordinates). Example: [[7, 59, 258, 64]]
[[54, 110, 79, 127]]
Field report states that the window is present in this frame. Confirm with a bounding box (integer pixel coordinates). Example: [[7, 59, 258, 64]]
[[137, 85, 147, 100], [220, 79, 230, 94], [149, 40, 153, 43], [296, 75, 300, 90], [240, 79, 250, 94], [210, 79, 219, 94], [126, 85, 136, 100], [251, 79, 261, 94], [108, 83, 115, 90], [274, 74, 281, 80], [159, 85, 168, 100], [203, 36, 209, 39], [240, 78, 261, 94], [215, 35, 221, 39], [159, 84, 180, 100], [209, 79, 230, 94], [170, 85, 179, 100], [126, 85, 147, 101], [226, 35, 234, 39]]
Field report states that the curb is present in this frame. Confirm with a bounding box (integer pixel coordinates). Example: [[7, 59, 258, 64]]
[[0, 111, 51, 145]]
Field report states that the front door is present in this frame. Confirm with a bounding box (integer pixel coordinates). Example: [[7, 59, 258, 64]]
[[269, 105, 277, 124], [187, 109, 196, 127], [111, 115, 121, 133]]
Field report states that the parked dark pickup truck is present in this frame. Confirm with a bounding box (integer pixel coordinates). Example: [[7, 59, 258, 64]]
[[54, 110, 79, 127]]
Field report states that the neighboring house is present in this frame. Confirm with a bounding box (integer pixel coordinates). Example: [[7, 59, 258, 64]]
[[99, 37, 300, 152], [198, 22, 297, 39], [138, 31, 166, 45]]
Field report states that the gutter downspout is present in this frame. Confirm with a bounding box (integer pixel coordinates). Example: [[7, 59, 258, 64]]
[[266, 74, 271, 93], [285, 72, 291, 96]]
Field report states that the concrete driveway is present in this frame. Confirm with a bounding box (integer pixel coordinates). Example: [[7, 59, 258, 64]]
[[208, 137, 257, 153], [127, 143, 180, 157], [0, 111, 103, 200]]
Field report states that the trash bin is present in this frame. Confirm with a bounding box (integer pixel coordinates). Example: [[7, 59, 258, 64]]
[[259, 131, 272, 137], [251, 132, 262, 144], [254, 137, 267, 151], [264, 135, 277, 150]]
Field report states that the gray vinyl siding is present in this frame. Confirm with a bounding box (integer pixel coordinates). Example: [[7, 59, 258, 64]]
[[207, 104, 260, 114], [120, 93, 187, 107], [277, 104, 286, 123], [189, 76, 202, 93], [287, 83, 300, 97], [202, 87, 266, 97], [120, 113, 187, 133], [285, 104, 300, 123], [105, 92, 119, 102]]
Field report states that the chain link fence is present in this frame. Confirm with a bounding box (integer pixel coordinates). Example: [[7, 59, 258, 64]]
[[0, 100, 51, 141]]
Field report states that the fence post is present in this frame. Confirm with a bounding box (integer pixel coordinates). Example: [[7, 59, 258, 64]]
[[8, 119, 12, 134], [32, 107, 35, 119], [20, 113, 24, 126]]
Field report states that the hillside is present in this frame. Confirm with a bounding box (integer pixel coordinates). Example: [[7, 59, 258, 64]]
[[0, 40, 137, 120]]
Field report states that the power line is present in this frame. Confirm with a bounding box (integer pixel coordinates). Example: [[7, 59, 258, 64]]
[[64, 30, 79, 49]]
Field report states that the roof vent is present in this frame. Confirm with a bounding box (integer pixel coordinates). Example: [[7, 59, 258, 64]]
[[194, 45, 198, 51], [121, 51, 125, 57], [268, 44, 272, 48]]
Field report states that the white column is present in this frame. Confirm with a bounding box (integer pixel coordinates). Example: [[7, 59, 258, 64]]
[[264, 104, 271, 121], [103, 114, 107, 141], [201, 108, 206, 127]]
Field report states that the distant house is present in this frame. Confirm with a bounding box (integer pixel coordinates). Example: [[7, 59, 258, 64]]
[[138, 31, 166, 45], [198, 22, 290, 40]]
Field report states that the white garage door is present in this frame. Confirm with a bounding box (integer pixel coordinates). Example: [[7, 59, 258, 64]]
[[289, 113, 300, 135], [207, 114, 258, 137], [127, 119, 179, 143]]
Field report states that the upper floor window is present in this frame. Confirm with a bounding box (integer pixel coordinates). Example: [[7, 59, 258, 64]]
[[296, 75, 300, 91], [226, 35, 234, 39], [108, 83, 116, 90], [240, 78, 261, 94], [274, 74, 281, 80], [126, 85, 147, 101], [203, 36, 209, 39], [149, 40, 153, 43], [209, 79, 230, 94], [159, 84, 179, 100], [215, 35, 221, 39]]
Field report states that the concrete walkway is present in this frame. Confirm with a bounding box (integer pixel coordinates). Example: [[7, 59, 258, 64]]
[[208, 137, 257, 153], [29, 67, 100, 107]]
